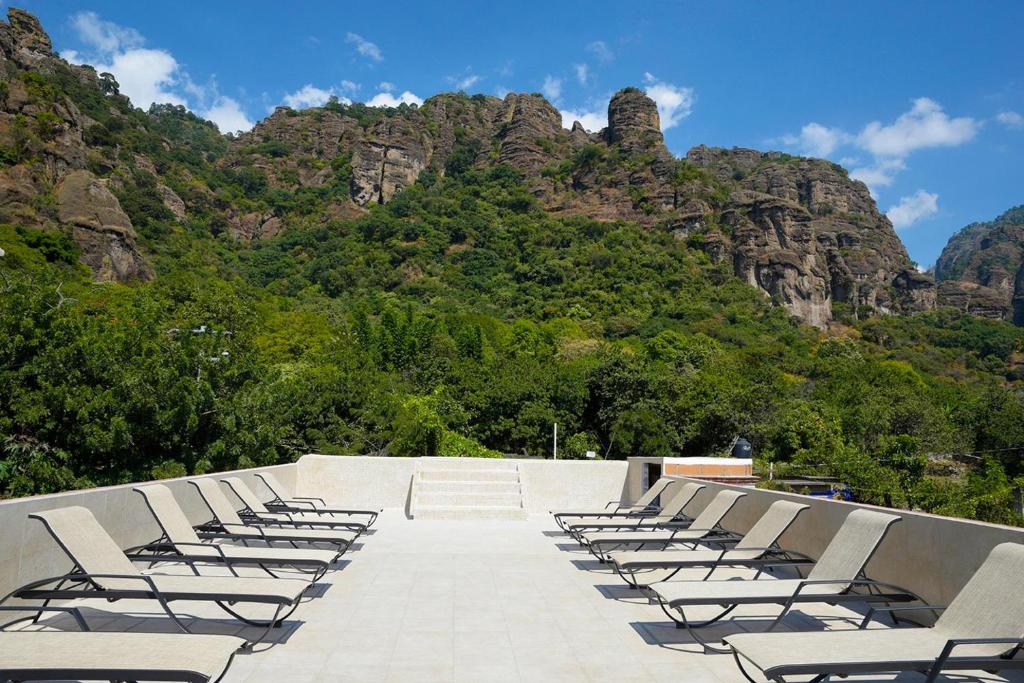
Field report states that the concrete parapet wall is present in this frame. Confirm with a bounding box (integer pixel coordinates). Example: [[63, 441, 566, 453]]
[[2, 455, 1021, 622], [669, 476, 1024, 606], [0, 463, 297, 602]]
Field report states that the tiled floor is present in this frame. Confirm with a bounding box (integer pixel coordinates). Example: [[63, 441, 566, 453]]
[[19, 511, 1024, 682]]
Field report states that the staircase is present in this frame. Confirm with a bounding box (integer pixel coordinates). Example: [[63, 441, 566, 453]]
[[411, 458, 527, 520]]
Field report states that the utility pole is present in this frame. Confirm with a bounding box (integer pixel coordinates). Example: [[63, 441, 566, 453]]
[[553, 422, 558, 460]]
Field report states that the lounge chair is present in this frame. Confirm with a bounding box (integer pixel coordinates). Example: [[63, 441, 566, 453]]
[[189, 478, 357, 553], [255, 471, 380, 527], [2, 506, 311, 647], [650, 509, 923, 653], [221, 476, 366, 534], [562, 482, 706, 543], [0, 631, 243, 682], [552, 477, 673, 531], [134, 484, 339, 581], [725, 542, 1024, 683], [606, 499, 812, 587], [0, 605, 244, 683], [579, 489, 747, 561]]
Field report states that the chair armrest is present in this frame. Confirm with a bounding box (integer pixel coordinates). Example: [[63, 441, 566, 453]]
[[929, 637, 1024, 678], [274, 499, 319, 511], [859, 604, 946, 629], [665, 526, 726, 537], [260, 510, 298, 523], [221, 522, 270, 540], [9, 572, 155, 599], [770, 578, 922, 630], [709, 547, 816, 564], [293, 496, 328, 508], [0, 605, 90, 631]]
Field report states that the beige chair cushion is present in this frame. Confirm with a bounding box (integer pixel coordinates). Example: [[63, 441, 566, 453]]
[[0, 631, 242, 678]]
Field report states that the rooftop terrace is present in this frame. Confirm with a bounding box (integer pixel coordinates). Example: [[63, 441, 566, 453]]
[[1, 456, 1023, 682]]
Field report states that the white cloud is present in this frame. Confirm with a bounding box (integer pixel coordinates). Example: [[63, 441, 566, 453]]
[[377, 81, 394, 92], [850, 158, 906, 193], [202, 97, 254, 134], [542, 75, 562, 101], [560, 108, 606, 132], [65, 12, 254, 132], [93, 48, 185, 109], [642, 73, 695, 130], [996, 110, 1024, 128], [858, 97, 978, 158], [586, 40, 614, 63], [345, 32, 382, 63], [574, 63, 589, 86], [886, 190, 939, 229], [67, 11, 182, 109], [282, 84, 344, 109], [366, 90, 423, 107], [779, 98, 979, 196], [448, 70, 480, 91], [70, 11, 143, 53], [780, 122, 848, 157], [341, 80, 360, 94]]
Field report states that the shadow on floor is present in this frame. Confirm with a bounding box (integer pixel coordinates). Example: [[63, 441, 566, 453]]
[[569, 558, 609, 572], [29, 605, 305, 650]]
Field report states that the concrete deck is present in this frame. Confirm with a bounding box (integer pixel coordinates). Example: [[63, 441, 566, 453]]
[[16, 511, 1024, 682]]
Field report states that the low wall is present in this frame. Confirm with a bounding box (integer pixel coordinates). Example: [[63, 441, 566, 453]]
[[0, 463, 297, 603], [295, 454, 630, 514], [671, 477, 1024, 606], [6, 454, 1017, 617]]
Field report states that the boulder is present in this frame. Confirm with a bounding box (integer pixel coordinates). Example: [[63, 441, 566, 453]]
[[606, 88, 663, 151], [156, 183, 187, 221], [3, 8, 52, 55], [227, 210, 281, 241], [56, 170, 151, 281]]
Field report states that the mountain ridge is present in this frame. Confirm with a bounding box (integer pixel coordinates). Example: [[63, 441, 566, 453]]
[[0, 6, 1006, 328]]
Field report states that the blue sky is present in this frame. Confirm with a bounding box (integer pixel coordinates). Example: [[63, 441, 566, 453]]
[[17, 0, 1024, 267]]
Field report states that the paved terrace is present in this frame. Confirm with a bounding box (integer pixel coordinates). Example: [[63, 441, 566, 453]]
[[14, 509, 1022, 683]]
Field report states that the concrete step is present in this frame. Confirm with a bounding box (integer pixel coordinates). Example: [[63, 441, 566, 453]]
[[415, 491, 523, 507], [414, 505, 527, 521], [415, 480, 521, 495], [416, 458, 518, 471], [418, 469, 520, 483]]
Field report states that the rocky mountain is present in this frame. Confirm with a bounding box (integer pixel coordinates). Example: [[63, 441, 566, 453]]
[[935, 205, 1024, 323], [0, 8, 152, 280], [0, 7, 934, 326], [227, 87, 931, 326]]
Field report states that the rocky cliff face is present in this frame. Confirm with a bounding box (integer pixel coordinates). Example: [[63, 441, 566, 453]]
[[0, 8, 152, 281], [684, 147, 930, 325], [935, 206, 1024, 323], [0, 7, 935, 325]]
